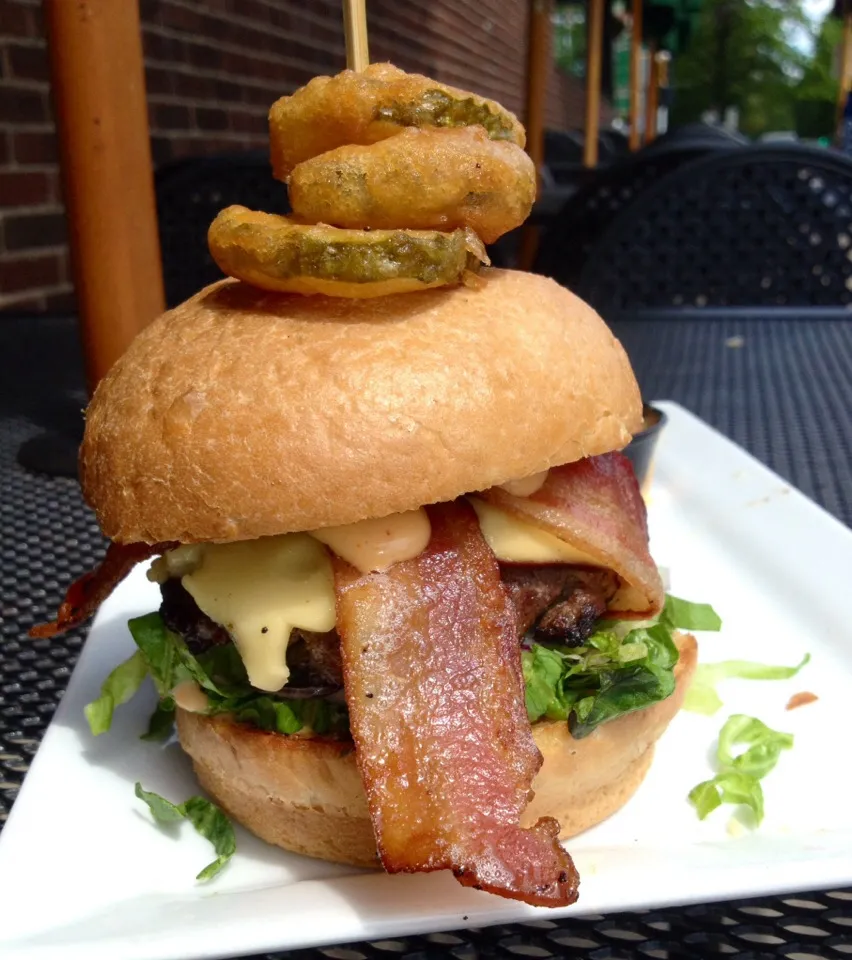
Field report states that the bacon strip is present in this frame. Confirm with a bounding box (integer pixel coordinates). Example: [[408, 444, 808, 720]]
[[483, 452, 663, 618], [333, 500, 579, 907], [30, 541, 177, 638]]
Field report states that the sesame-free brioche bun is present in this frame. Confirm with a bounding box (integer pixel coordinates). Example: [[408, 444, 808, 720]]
[[80, 269, 641, 544], [175, 634, 697, 868]]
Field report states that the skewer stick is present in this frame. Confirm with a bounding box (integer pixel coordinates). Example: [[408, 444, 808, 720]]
[[343, 0, 369, 71]]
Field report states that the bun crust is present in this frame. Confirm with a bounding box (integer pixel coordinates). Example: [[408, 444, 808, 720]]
[[80, 270, 641, 543], [176, 633, 697, 868]]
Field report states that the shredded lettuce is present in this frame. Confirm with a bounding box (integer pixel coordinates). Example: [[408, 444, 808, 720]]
[[660, 594, 723, 632], [522, 593, 721, 739], [85, 612, 349, 739], [684, 654, 810, 715], [135, 783, 236, 880], [688, 714, 793, 826], [84, 650, 149, 736]]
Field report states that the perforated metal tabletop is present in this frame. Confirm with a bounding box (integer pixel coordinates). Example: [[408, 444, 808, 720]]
[[1, 313, 850, 959]]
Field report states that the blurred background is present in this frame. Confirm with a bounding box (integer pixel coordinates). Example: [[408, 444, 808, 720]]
[[0, 0, 846, 317]]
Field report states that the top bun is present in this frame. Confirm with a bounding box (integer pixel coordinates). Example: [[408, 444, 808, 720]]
[[80, 270, 642, 543]]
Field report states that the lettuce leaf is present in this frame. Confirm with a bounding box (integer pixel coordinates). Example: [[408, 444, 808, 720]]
[[135, 783, 236, 880], [522, 620, 681, 739], [688, 714, 793, 826], [684, 654, 810, 715], [88, 612, 349, 739], [689, 771, 765, 824], [84, 650, 149, 736], [716, 713, 793, 779], [660, 595, 723, 632]]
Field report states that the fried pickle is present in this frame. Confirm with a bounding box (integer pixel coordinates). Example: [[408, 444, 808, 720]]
[[269, 62, 525, 179], [208, 205, 489, 299], [288, 126, 536, 245]]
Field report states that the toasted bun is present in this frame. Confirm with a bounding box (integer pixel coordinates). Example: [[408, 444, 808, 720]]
[[176, 633, 697, 868], [80, 270, 641, 543]]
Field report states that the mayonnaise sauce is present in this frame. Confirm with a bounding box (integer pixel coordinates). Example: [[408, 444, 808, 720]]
[[497, 470, 549, 498], [310, 508, 431, 573]]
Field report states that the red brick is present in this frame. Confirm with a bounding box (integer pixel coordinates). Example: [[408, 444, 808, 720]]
[[172, 69, 218, 99], [0, 132, 9, 166], [195, 106, 228, 131], [145, 64, 174, 96], [6, 41, 49, 82], [0, 252, 61, 293], [0, 85, 47, 123], [3, 209, 66, 249], [160, 0, 204, 33], [0, 170, 51, 206], [0, 0, 34, 38], [150, 101, 193, 130], [43, 287, 75, 313], [229, 108, 267, 134], [11, 128, 56, 164]]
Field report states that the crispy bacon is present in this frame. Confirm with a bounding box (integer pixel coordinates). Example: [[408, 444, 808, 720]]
[[30, 541, 176, 639], [333, 500, 579, 907], [483, 452, 664, 618]]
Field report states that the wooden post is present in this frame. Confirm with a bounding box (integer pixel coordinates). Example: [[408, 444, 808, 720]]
[[644, 45, 660, 144], [584, 0, 605, 168], [45, 0, 164, 394], [518, 0, 551, 272], [628, 0, 643, 150], [343, 0, 369, 71]]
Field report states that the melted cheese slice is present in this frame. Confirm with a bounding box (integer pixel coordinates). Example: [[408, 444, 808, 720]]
[[311, 508, 431, 573], [468, 497, 600, 566], [181, 534, 336, 692]]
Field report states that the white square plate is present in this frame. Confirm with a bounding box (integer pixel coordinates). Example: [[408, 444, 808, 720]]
[[1, 401, 850, 960]]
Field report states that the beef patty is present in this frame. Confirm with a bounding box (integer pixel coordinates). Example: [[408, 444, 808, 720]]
[[160, 564, 618, 692]]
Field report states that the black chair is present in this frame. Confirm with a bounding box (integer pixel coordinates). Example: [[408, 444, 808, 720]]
[[533, 139, 739, 290], [155, 151, 290, 307], [576, 144, 852, 312], [643, 122, 748, 155]]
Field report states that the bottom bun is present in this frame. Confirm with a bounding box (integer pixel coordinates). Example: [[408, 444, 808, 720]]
[[177, 633, 697, 868]]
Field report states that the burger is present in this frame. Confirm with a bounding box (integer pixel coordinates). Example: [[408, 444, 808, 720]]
[[34, 65, 703, 908]]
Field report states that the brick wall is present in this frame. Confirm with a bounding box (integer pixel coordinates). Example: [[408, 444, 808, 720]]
[[0, 0, 605, 313]]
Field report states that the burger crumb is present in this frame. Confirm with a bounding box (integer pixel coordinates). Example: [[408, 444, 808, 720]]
[[365, 692, 374, 698], [463, 916, 469, 921], [786, 691, 818, 710], [261, 626, 268, 634]]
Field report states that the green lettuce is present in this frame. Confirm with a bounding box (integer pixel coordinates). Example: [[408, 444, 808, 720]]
[[689, 714, 794, 826], [684, 654, 810, 715], [521, 593, 720, 739], [84, 650, 149, 736], [85, 612, 349, 739], [135, 783, 236, 880]]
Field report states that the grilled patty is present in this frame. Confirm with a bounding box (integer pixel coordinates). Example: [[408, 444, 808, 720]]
[[160, 564, 619, 692]]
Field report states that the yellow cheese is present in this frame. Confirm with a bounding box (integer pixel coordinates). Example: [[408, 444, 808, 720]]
[[468, 497, 599, 566], [181, 534, 336, 692], [311, 508, 431, 573], [147, 544, 203, 584]]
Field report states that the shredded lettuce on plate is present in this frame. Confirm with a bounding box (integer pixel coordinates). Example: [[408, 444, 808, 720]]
[[135, 783, 236, 881], [688, 714, 794, 826], [684, 654, 810, 715], [522, 594, 721, 739]]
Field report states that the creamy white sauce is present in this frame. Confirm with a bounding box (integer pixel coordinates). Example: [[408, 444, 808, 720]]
[[310, 508, 431, 573]]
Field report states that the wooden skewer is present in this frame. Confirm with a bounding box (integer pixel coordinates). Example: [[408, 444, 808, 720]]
[[343, 0, 369, 71], [644, 46, 660, 144]]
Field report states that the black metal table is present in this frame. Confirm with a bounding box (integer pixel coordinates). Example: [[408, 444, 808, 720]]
[[1, 312, 850, 959]]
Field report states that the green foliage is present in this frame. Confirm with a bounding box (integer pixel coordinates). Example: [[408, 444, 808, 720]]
[[670, 0, 809, 137]]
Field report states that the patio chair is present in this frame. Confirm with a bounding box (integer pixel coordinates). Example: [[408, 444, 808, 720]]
[[576, 144, 852, 312], [533, 138, 739, 290], [155, 151, 290, 307]]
